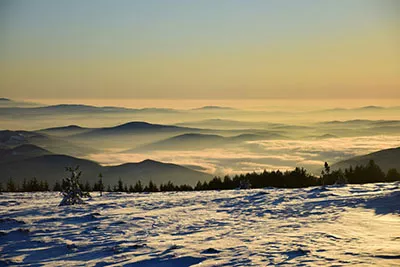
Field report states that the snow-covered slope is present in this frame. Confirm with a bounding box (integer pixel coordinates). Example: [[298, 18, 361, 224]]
[[1, 183, 399, 266], [332, 147, 400, 172]]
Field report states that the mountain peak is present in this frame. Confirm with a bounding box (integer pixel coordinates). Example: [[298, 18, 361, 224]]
[[43, 125, 84, 131], [193, 106, 234, 111], [359, 106, 384, 110], [139, 159, 162, 164], [112, 121, 162, 130], [110, 121, 183, 131]]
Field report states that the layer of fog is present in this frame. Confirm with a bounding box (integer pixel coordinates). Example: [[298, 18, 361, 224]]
[[2, 99, 400, 177], [87, 135, 400, 176], [1, 102, 400, 131]]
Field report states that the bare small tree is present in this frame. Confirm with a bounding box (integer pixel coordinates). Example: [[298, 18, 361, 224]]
[[98, 173, 104, 196], [59, 166, 85, 206]]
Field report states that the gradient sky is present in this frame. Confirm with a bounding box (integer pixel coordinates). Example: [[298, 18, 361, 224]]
[[0, 0, 399, 99]]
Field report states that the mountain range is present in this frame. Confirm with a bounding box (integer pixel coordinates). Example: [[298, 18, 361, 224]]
[[0, 101, 242, 117], [0, 144, 212, 187], [72, 121, 197, 138], [130, 133, 275, 152], [1, 103, 400, 189], [0, 130, 97, 157], [38, 125, 92, 137], [0, 104, 181, 117]]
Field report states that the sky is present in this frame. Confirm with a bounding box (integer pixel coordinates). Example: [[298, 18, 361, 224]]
[[0, 0, 399, 100]]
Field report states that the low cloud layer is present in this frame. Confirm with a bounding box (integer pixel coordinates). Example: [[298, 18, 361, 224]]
[[88, 135, 400, 176]]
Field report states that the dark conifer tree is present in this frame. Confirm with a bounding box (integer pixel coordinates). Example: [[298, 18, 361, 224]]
[[133, 180, 143, 192], [195, 181, 203, 191], [117, 178, 124, 192], [97, 173, 104, 196], [128, 184, 134, 192], [223, 175, 235, 189], [83, 181, 91, 192], [39, 180, 45, 191], [178, 184, 193, 191], [7, 178, 16, 192], [208, 177, 223, 190], [386, 168, 400, 182], [22, 178, 28, 192], [53, 181, 62, 192], [30, 177, 39, 191], [144, 180, 158, 192]]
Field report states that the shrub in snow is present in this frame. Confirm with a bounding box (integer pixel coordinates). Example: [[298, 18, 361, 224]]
[[239, 179, 251, 189], [59, 166, 87, 206]]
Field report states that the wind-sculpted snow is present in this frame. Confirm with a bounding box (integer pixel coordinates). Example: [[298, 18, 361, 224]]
[[0, 183, 399, 266]]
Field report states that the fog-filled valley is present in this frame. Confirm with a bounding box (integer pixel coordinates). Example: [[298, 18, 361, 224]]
[[1, 98, 400, 187]]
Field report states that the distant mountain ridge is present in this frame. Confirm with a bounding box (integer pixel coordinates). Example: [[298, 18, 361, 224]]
[[319, 119, 400, 125], [129, 132, 276, 152], [0, 128, 212, 187], [0, 144, 52, 163], [0, 130, 97, 157], [304, 134, 338, 140], [0, 104, 180, 117], [72, 121, 200, 139], [0, 130, 45, 146], [0, 150, 212, 187], [0, 98, 40, 107], [131, 133, 226, 151], [319, 106, 400, 113], [38, 125, 92, 137], [358, 105, 385, 110], [192, 106, 236, 111], [175, 119, 283, 130]]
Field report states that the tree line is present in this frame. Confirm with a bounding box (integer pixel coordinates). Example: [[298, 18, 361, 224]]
[[1, 177, 50, 192], [1, 160, 399, 193]]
